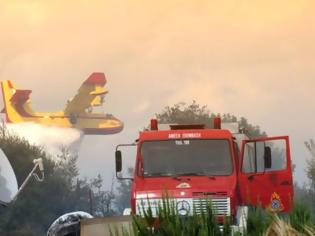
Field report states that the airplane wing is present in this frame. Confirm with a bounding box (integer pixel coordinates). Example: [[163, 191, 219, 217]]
[[64, 73, 108, 115]]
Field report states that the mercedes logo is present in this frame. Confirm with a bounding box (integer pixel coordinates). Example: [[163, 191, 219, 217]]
[[176, 200, 190, 216]]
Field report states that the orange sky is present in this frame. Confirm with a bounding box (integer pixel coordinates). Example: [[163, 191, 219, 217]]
[[0, 1, 315, 184]]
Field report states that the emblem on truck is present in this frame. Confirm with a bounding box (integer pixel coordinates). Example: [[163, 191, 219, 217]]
[[176, 200, 190, 215], [269, 192, 284, 211], [176, 182, 191, 189]]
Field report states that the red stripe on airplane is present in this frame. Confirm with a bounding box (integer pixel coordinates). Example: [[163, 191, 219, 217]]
[[10, 90, 32, 103], [8, 81, 15, 89]]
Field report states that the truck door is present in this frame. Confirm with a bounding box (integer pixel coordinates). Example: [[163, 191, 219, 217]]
[[238, 136, 293, 212]]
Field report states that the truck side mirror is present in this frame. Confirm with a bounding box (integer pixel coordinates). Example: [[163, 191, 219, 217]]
[[264, 146, 272, 169], [115, 150, 122, 173]]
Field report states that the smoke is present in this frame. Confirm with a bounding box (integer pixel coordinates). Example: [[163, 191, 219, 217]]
[[5, 122, 84, 159]]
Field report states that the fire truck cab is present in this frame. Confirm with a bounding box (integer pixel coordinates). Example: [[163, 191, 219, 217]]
[[115, 118, 293, 229]]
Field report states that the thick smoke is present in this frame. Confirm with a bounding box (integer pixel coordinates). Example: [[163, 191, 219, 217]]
[[5, 122, 84, 160]]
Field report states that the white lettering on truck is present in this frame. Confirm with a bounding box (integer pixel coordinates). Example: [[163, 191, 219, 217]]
[[168, 133, 201, 139], [182, 133, 201, 138]]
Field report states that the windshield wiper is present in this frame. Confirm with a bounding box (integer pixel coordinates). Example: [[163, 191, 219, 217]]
[[177, 172, 207, 176], [172, 173, 204, 181], [145, 173, 173, 177], [145, 172, 216, 180], [175, 173, 217, 180]]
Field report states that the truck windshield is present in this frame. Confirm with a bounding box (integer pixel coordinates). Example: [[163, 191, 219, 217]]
[[141, 139, 233, 177]]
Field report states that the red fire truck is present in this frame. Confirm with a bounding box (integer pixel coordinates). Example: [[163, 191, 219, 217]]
[[115, 118, 293, 230]]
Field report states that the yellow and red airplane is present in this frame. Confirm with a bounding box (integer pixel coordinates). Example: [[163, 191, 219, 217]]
[[0, 73, 123, 135]]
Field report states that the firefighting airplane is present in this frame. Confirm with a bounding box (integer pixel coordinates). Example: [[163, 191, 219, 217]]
[[0, 73, 123, 135]]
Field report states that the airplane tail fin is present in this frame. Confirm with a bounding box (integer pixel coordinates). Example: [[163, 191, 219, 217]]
[[1, 80, 33, 122], [1, 80, 16, 122]]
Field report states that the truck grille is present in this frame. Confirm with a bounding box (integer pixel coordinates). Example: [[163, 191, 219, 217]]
[[136, 197, 231, 217], [193, 197, 231, 216]]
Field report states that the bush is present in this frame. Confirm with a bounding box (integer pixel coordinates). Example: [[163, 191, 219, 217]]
[[110, 198, 315, 236]]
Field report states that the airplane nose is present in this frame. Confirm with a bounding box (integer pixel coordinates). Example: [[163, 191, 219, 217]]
[[99, 119, 123, 128], [110, 121, 119, 126]]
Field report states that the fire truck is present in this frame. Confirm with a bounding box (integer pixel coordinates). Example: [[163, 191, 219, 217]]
[[115, 118, 293, 231]]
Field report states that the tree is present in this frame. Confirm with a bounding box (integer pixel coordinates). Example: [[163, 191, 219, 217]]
[[305, 139, 315, 191], [90, 174, 116, 216], [115, 168, 133, 214], [156, 102, 213, 127], [301, 139, 315, 216], [156, 101, 266, 137], [0, 127, 92, 235]]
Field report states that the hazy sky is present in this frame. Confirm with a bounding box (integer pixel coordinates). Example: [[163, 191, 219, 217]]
[[0, 1, 315, 186]]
